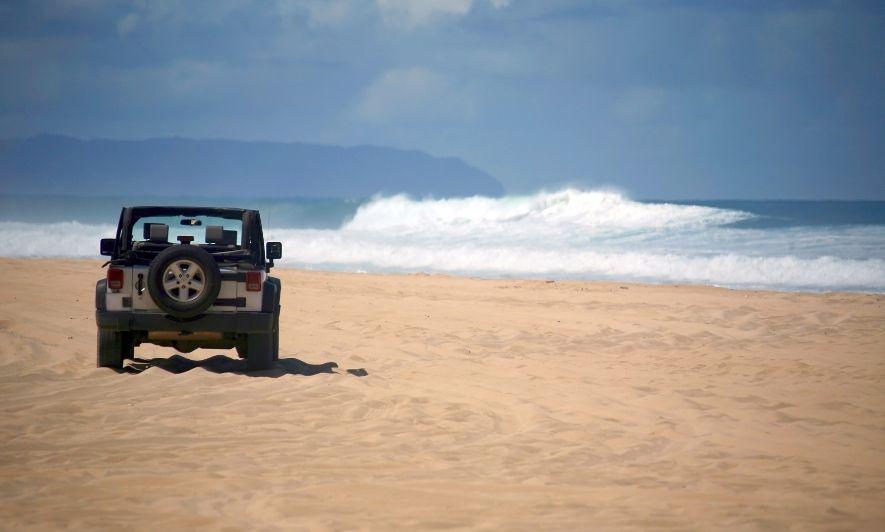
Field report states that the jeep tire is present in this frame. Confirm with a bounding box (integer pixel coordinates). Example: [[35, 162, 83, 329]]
[[272, 303, 280, 361], [238, 293, 280, 363], [122, 332, 135, 359], [245, 332, 275, 371], [147, 245, 221, 319], [97, 329, 124, 369]]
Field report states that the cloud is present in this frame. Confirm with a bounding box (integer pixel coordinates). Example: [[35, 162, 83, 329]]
[[304, 0, 354, 26], [357, 67, 474, 123], [375, 0, 509, 28], [271, 0, 511, 29], [116, 12, 138, 36], [275, 0, 359, 27]]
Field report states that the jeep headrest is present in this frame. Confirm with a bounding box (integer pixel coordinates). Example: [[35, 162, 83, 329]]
[[148, 223, 169, 242], [205, 225, 224, 244], [222, 230, 238, 246]]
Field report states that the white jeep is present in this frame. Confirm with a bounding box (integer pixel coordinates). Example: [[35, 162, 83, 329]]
[[95, 206, 283, 371]]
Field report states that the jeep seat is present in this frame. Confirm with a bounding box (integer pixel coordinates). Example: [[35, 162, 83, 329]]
[[204, 225, 239, 250], [205, 225, 223, 243], [134, 223, 172, 252], [147, 223, 169, 242]]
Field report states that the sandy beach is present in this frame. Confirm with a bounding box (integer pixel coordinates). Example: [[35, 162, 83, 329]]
[[0, 258, 883, 530]]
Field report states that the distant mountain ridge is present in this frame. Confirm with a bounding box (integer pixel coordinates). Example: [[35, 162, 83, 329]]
[[0, 134, 504, 198]]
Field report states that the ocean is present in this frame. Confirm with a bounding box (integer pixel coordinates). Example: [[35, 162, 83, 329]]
[[1, 190, 883, 292]]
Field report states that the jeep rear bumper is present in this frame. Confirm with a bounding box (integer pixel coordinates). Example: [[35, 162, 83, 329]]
[[95, 310, 274, 334]]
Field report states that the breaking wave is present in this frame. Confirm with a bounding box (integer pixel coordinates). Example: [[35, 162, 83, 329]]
[[2, 189, 884, 292], [271, 190, 885, 292], [344, 189, 751, 233], [0, 221, 116, 258]]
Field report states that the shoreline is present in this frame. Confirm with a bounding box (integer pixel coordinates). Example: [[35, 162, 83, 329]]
[[3, 257, 884, 297]]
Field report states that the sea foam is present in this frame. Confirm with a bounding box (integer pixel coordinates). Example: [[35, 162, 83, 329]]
[[269, 190, 885, 291], [2, 190, 884, 292], [0, 221, 116, 258]]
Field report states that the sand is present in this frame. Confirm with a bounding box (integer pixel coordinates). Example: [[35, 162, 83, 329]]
[[0, 258, 883, 530]]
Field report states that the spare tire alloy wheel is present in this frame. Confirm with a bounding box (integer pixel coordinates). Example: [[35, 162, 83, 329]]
[[163, 260, 205, 303], [148, 246, 221, 318]]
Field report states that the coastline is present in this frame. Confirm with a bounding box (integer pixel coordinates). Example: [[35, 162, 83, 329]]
[[1, 258, 883, 529], [3, 256, 884, 295]]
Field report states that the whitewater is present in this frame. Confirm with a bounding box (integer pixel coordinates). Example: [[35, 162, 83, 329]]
[[1, 189, 884, 292]]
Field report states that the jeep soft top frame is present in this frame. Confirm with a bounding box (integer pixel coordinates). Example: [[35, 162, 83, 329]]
[[107, 206, 268, 268]]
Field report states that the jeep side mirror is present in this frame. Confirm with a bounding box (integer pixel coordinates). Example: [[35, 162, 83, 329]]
[[100, 238, 115, 256], [266, 241, 282, 260]]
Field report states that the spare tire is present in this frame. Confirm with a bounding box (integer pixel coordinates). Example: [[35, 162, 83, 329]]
[[147, 245, 221, 318]]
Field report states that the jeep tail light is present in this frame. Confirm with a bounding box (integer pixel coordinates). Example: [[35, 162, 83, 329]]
[[107, 268, 124, 290], [245, 271, 262, 292]]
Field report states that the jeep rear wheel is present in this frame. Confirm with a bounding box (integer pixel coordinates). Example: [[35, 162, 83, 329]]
[[239, 306, 280, 363], [122, 332, 135, 359], [147, 245, 221, 318], [245, 333, 275, 371], [97, 329, 124, 369]]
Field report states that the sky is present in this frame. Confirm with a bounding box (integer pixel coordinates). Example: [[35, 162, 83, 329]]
[[1, 0, 883, 199]]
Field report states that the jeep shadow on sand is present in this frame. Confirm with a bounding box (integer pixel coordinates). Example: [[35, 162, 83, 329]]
[[95, 206, 283, 371]]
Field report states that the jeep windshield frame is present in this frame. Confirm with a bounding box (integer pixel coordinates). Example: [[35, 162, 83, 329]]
[[110, 206, 266, 268]]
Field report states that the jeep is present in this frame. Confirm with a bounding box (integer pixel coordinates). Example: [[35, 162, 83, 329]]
[[95, 206, 283, 371]]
